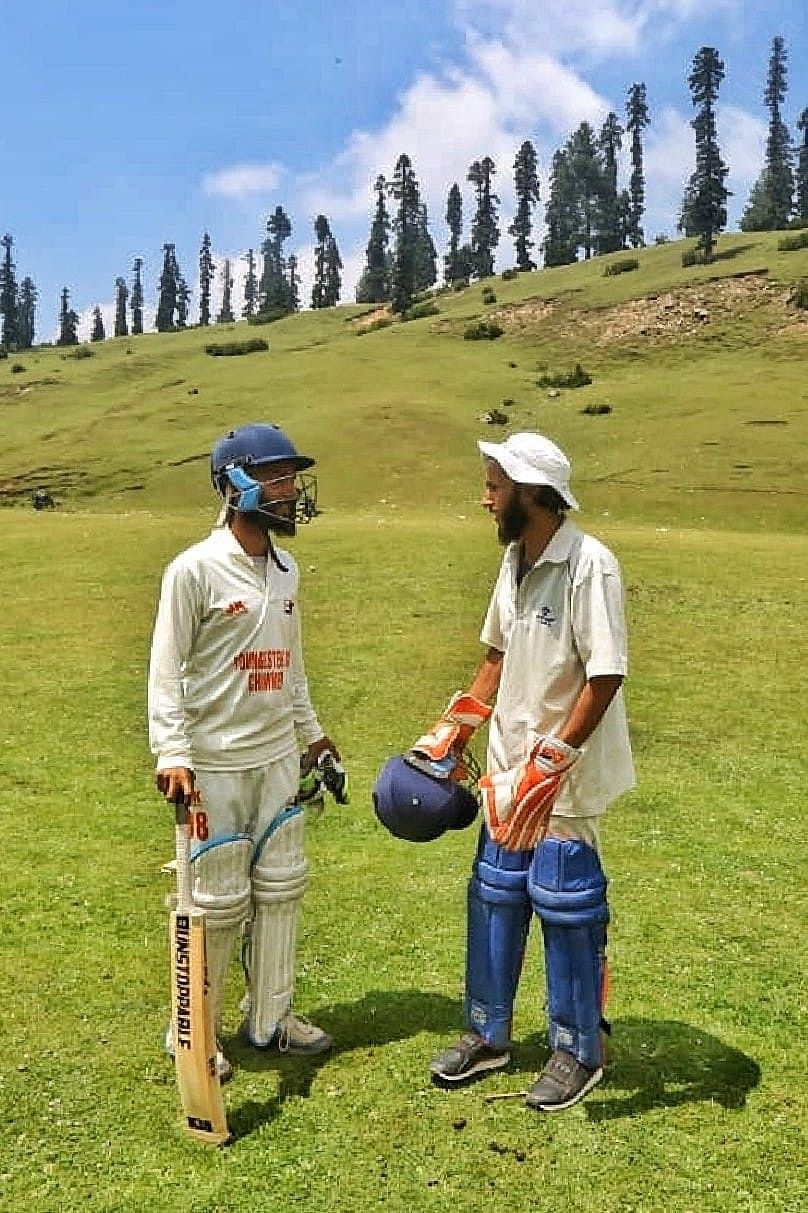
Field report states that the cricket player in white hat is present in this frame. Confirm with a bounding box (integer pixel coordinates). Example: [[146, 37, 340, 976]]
[[416, 432, 634, 1111], [149, 422, 343, 1078]]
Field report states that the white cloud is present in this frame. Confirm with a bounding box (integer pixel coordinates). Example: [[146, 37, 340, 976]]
[[203, 162, 283, 199]]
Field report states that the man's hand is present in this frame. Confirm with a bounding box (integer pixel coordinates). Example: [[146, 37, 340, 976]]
[[411, 692, 492, 775], [302, 737, 348, 805], [156, 766, 195, 807], [479, 737, 580, 851], [303, 736, 341, 770]]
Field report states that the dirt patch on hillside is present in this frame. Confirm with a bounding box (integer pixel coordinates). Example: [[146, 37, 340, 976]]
[[351, 306, 391, 332], [491, 272, 801, 346]]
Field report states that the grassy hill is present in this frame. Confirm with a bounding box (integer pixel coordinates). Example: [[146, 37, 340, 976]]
[[3, 230, 807, 532]]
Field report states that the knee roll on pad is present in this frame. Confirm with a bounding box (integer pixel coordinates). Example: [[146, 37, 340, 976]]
[[190, 835, 253, 1029], [245, 806, 308, 1046], [528, 838, 609, 1070], [466, 829, 532, 1049]]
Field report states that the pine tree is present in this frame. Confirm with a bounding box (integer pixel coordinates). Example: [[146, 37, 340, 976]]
[[199, 232, 215, 326], [217, 259, 235, 323], [0, 234, 19, 349], [389, 154, 422, 314], [286, 254, 300, 313], [468, 157, 500, 279], [742, 37, 794, 230], [57, 288, 79, 346], [686, 46, 730, 260], [324, 234, 342, 307], [597, 113, 624, 253], [259, 206, 294, 315], [131, 257, 144, 334], [542, 149, 579, 267], [17, 277, 37, 349], [91, 306, 105, 342], [156, 244, 179, 332], [114, 277, 128, 337], [243, 248, 258, 318], [356, 175, 391, 303], [567, 123, 603, 259], [626, 83, 650, 247], [311, 214, 332, 309], [413, 203, 437, 293], [444, 183, 464, 284], [176, 274, 190, 329], [509, 141, 541, 272], [796, 108, 808, 223]]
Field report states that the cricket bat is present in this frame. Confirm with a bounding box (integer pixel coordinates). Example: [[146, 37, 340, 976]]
[[169, 799, 230, 1146]]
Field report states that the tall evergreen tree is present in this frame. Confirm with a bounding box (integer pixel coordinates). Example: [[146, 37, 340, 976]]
[[626, 83, 650, 247], [389, 154, 422, 314], [198, 232, 215, 326], [413, 203, 437, 293], [312, 214, 333, 309], [17, 277, 37, 349], [567, 122, 603, 259], [91, 306, 105, 342], [356, 175, 391, 303], [324, 233, 342, 307], [0, 234, 19, 349], [217, 259, 235, 323], [243, 248, 258, 318], [742, 36, 793, 230], [509, 140, 541, 271], [796, 108, 808, 223], [259, 206, 294, 314], [114, 276, 128, 337], [468, 156, 500, 279], [444, 182, 465, 284], [287, 254, 300, 313], [156, 244, 179, 332], [176, 274, 190, 329], [542, 149, 579, 267], [131, 257, 144, 334], [597, 113, 624, 253], [685, 46, 730, 261], [57, 288, 79, 346]]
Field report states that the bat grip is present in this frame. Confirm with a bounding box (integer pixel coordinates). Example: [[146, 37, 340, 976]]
[[174, 798, 192, 912]]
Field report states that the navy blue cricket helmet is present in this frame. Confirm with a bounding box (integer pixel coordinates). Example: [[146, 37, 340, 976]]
[[373, 755, 479, 843], [211, 423, 314, 492]]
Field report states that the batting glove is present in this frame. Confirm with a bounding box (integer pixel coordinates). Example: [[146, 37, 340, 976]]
[[479, 736, 581, 852], [411, 692, 492, 766]]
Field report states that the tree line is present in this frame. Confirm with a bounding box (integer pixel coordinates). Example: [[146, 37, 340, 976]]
[[1, 36, 806, 350]]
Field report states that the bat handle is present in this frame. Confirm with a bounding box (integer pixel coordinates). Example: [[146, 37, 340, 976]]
[[174, 798, 192, 911]]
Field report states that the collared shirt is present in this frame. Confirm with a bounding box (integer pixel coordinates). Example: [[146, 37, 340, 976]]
[[480, 519, 635, 815], [148, 526, 322, 772]]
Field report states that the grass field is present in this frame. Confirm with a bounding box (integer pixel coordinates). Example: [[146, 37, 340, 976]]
[[1, 235, 806, 1211]]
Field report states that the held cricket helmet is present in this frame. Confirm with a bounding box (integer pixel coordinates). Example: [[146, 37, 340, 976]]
[[210, 423, 317, 521], [372, 755, 480, 843]]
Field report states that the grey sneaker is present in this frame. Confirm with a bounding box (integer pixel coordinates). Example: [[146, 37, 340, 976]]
[[163, 1023, 233, 1083], [429, 1032, 510, 1085], [273, 1011, 333, 1055], [525, 1049, 602, 1112]]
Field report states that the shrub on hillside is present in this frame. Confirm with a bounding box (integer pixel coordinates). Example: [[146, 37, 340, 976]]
[[538, 362, 592, 389], [452, 278, 469, 292], [464, 320, 503, 341], [248, 308, 289, 326], [581, 402, 612, 415], [790, 279, 808, 310], [11, 362, 26, 373], [482, 287, 497, 304], [205, 338, 269, 357], [402, 301, 440, 321], [603, 257, 639, 277], [63, 345, 94, 359], [778, 230, 808, 252], [500, 267, 519, 281]]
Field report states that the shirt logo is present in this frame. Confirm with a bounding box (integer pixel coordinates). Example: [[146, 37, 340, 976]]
[[283, 599, 294, 615], [225, 600, 248, 616], [536, 605, 557, 627]]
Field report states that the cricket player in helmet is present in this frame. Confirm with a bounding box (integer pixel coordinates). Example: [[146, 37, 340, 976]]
[[149, 422, 341, 1077], [413, 432, 635, 1111]]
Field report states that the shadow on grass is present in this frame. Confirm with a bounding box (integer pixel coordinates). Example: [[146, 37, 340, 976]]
[[224, 988, 462, 1140], [580, 1018, 761, 1121]]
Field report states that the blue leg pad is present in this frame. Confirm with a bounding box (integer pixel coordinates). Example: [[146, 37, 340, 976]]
[[465, 829, 532, 1049], [528, 838, 609, 1069]]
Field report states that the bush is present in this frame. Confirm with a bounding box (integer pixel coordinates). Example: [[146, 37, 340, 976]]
[[464, 320, 504, 341], [62, 345, 94, 359], [537, 362, 592, 389], [11, 362, 26, 373], [356, 317, 393, 336], [500, 268, 519, 281], [204, 338, 269, 357], [581, 403, 612, 415], [452, 278, 469, 292], [481, 287, 497, 304], [248, 308, 289, 326], [603, 257, 639, 277], [790, 279, 808, 310], [778, 230, 808, 252], [402, 301, 439, 321]]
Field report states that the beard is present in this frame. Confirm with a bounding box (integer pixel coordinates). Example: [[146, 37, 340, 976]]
[[497, 492, 529, 545], [244, 501, 296, 536]]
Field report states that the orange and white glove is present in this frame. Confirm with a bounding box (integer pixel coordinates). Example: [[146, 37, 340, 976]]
[[479, 736, 581, 852], [410, 692, 492, 780]]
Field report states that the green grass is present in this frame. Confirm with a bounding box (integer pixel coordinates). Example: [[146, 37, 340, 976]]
[[1, 235, 806, 1210]]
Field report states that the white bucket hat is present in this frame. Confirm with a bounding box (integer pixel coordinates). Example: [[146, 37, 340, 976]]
[[478, 432, 580, 510]]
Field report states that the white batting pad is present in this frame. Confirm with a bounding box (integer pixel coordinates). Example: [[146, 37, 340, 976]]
[[245, 808, 308, 1046], [190, 835, 253, 1030]]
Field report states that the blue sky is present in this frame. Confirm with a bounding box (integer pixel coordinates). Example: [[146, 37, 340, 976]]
[[2, 0, 806, 338]]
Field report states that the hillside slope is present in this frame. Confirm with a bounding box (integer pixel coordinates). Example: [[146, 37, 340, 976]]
[[3, 232, 807, 533]]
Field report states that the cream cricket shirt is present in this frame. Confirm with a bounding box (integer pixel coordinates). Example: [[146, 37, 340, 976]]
[[481, 519, 635, 816], [148, 526, 323, 772]]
